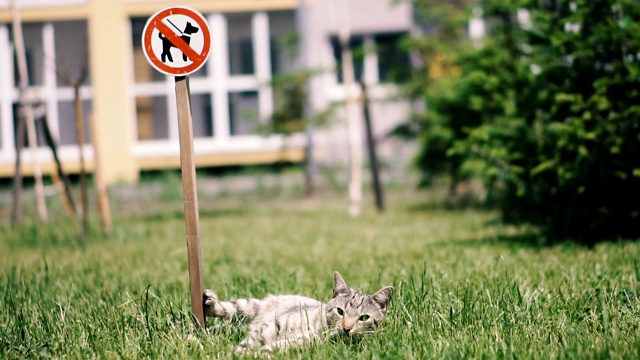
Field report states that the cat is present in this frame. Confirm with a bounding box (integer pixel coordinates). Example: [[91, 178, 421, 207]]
[[203, 271, 394, 354]]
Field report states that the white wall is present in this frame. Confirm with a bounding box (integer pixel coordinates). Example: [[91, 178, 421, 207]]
[[297, 0, 416, 171]]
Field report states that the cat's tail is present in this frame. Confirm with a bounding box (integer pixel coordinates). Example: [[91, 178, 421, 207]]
[[203, 290, 262, 319]]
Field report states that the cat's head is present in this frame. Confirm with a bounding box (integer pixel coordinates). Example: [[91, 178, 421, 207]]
[[325, 271, 394, 336]]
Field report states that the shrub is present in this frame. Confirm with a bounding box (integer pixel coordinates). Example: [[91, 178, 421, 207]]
[[407, 0, 640, 243]]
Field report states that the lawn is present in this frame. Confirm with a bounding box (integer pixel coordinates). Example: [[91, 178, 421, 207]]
[[1, 176, 639, 359]]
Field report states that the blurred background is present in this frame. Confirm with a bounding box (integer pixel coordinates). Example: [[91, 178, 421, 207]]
[[1, 0, 639, 244]]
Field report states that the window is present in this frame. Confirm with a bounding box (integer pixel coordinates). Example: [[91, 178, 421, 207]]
[[57, 99, 91, 145], [330, 31, 410, 84], [13, 23, 44, 86], [228, 91, 258, 136], [54, 21, 91, 86], [269, 10, 298, 75], [227, 13, 254, 75], [135, 96, 169, 141], [191, 94, 213, 138], [131, 17, 165, 83], [375, 33, 410, 83], [330, 35, 365, 83], [131, 10, 292, 152], [1, 21, 92, 156]]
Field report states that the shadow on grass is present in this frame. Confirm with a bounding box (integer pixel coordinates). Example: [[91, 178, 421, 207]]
[[132, 208, 247, 223], [407, 198, 495, 213], [429, 221, 636, 250], [407, 200, 622, 249], [428, 233, 556, 250]]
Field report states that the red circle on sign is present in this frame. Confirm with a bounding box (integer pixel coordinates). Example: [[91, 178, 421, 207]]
[[142, 6, 211, 76]]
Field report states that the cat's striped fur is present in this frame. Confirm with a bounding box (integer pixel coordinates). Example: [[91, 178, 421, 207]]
[[203, 272, 393, 354]]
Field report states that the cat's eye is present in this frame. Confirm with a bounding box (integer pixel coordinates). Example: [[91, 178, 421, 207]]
[[358, 315, 370, 321], [336, 308, 344, 316]]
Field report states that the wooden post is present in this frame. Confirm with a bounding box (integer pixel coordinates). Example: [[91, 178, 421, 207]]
[[74, 85, 89, 239], [89, 113, 112, 236], [360, 81, 385, 212], [12, 0, 48, 221], [11, 116, 26, 224], [175, 76, 205, 327], [335, 0, 363, 217]]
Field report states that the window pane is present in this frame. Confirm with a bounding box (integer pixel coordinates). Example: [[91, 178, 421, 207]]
[[12, 103, 47, 147], [269, 10, 297, 75], [227, 13, 254, 75], [57, 99, 92, 145], [136, 96, 169, 140], [130, 17, 165, 83], [190, 93, 213, 138], [330, 35, 364, 83], [228, 91, 258, 136], [12, 23, 44, 86], [55, 21, 91, 87], [375, 32, 411, 83]]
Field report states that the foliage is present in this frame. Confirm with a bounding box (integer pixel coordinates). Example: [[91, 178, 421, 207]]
[[1, 185, 640, 358], [404, 0, 640, 242], [268, 71, 334, 135], [394, 0, 476, 189], [265, 31, 334, 136]]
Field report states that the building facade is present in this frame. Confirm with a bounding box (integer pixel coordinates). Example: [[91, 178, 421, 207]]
[[0, 0, 414, 184]]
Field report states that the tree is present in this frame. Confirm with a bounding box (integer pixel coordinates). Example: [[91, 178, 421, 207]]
[[405, 0, 640, 243], [394, 0, 477, 192]]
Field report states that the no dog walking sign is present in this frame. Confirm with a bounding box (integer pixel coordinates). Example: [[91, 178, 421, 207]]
[[142, 6, 209, 327], [142, 6, 211, 76]]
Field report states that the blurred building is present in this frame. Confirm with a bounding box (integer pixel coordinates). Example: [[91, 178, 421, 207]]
[[0, 0, 414, 184]]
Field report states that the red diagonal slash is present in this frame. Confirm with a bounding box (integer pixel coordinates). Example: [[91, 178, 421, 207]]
[[153, 18, 202, 63]]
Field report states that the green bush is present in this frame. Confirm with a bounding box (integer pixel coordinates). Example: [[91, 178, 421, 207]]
[[407, 0, 640, 243]]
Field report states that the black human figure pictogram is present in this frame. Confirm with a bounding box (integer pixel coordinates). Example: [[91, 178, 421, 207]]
[[158, 21, 200, 63]]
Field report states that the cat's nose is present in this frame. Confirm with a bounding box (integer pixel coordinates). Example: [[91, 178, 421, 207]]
[[343, 326, 351, 334]]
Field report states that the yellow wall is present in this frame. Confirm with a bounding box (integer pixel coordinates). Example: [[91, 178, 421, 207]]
[[88, 0, 138, 183]]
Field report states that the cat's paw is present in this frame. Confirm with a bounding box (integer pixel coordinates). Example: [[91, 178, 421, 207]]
[[234, 345, 251, 356], [234, 345, 272, 358], [203, 290, 218, 313]]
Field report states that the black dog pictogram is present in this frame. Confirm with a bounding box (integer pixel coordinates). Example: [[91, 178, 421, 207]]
[[158, 21, 200, 63]]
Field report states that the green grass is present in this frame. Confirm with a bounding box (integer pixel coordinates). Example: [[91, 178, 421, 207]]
[[1, 183, 639, 359]]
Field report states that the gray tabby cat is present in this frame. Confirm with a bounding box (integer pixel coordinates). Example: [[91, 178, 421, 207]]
[[203, 271, 393, 354]]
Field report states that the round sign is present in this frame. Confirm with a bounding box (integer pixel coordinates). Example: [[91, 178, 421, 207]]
[[142, 6, 211, 76]]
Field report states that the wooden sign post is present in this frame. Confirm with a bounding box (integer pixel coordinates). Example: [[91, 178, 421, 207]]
[[142, 6, 211, 327], [175, 76, 205, 327]]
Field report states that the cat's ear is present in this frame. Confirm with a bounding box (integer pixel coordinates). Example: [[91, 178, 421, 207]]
[[371, 286, 394, 312], [333, 271, 351, 297]]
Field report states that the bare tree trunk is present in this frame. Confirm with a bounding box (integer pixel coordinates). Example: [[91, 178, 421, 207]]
[[335, 0, 363, 217], [360, 82, 385, 212], [38, 112, 76, 217], [12, 0, 48, 221], [303, 126, 316, 196]]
